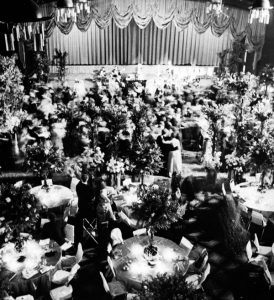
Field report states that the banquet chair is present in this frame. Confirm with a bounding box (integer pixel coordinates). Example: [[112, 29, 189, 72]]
[[61, 242, 83, 271], [246, 241, 254, 262], [247, 211, 267, 240], [221, 183, 226, 196], [179, 236, 194, 257], [133, 228, 147, 236], [99, 271, 127, 300], [41, 179, 53, 186], [186, 263, 211, 290], [83, 218, 98, 245], [69, 177, 80, 217], [52, 262, 81, 286]]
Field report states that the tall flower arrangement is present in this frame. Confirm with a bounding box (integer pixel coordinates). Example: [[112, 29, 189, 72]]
[[64, 147, 105, 178], [132, 184, 183, 235], [25, 142, 65, 183], [0, 184, 39, 249], [136, 270, 207, 300], [128, 134, 163, 176]]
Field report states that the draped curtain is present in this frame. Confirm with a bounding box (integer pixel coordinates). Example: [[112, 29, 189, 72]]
[[43, 0, 266, 66]]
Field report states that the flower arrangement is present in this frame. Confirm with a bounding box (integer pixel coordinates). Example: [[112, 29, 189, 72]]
[[106, 157, 125, 174], [202, 151, 222, 171], [136, 269, 207, 300], [0, 109, 28, 134], [25, 141, 65, 181], [225, 152, 247, 174], [247, 135, 274, 171], [130, 135, 163, 175], [52, 49, 68, 81], [65, 147, 105, 178], [0, 183, 39, 249], [132, 184, 182, 235]]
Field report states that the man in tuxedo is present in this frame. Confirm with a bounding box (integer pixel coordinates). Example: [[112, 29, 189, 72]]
[[74, 173, 96, 246], [156, 129, 174, 175]]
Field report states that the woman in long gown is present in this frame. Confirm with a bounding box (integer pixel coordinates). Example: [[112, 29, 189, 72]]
[[162, 132, 183, 177]]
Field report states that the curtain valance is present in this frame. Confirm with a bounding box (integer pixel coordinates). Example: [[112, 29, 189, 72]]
[[43, 0, 266, 66]]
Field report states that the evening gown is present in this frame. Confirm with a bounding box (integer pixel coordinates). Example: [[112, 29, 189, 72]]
[[167, 138, 183, 177]]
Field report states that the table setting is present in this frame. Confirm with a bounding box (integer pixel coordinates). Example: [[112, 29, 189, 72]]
[[0, 239, 61, 297], [111, 235, 189, 291]]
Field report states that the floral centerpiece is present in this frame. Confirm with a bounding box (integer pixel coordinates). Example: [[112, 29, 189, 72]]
[[64, 146, 104, 179], [106, 157, 126, 188], [0, 183, 39, 249], [136, 270, 207, 300], [225, 152, 247, 183], [132, 184, 182, 257], [130, 135, 163, 180], [25, 141, 65, 188]]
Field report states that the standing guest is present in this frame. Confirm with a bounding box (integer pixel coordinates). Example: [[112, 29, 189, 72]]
[[161, 132, 183, 177], [74, 173, 96, 246]]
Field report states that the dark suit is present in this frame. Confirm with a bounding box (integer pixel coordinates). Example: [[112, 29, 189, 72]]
[[75, 181, 96, 245]]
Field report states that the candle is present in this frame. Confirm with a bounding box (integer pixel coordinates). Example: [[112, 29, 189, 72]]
[[4, 34, 9, 51], [40, 34, 43, 51], [243, 50, 247, 73], [10, 34, 15, 51], [16, 25, 20, 41], [33, 35, 37, 51]]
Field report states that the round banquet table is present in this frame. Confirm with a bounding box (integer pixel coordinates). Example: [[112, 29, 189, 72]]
[[30, 185, 73, 209], [112, 236, 189, 291], [235, 183, 274, 212], [1, 241, 62, 298]]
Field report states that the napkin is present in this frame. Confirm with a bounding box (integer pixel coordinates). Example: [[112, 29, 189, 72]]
[[39, 238, 50, 246], [22, 268, 39, 279]]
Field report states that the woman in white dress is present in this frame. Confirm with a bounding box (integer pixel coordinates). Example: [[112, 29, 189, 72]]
[[162, 132, 183, 177]]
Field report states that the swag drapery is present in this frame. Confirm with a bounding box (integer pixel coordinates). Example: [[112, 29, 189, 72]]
[[43, 0, 266, 66]]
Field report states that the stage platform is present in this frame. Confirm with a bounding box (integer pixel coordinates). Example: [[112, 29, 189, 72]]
[[48, 65, 215, 91]]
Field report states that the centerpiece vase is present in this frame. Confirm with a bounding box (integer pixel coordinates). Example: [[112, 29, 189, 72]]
[[144, 227, 158, 258], [41, 174, 50, 191]]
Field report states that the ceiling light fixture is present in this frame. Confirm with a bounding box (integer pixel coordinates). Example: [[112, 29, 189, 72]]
[[248, 0, 273, 24], [206, 0, 224, 16], [56, 0, 91, 23]]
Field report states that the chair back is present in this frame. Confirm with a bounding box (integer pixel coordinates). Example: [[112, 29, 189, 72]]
[[251, 211, 266, 227], [199, 263, 211, 287], [107, 256, 116, 278], [75, 243, 84, 264], [133, 228, 147, 236], [179, 236, 193, 257], [221, 183, 226, 196], [67, 263, 80, 283], [41, 179, 53, 186], [99, 271, 110, 293], [110, 228, 124, 247], [254, 233, 260, 253], [194, 249, 208, 271], [246, 241, 253, 261]]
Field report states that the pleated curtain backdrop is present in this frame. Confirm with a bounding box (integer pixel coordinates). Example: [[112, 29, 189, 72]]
[[43, 0, 266, 66]]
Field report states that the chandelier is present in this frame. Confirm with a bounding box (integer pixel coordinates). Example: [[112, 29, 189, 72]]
[[56, 0, 92, 22], [206, 0, 224, 15], [0, 0, 53, 52], [248, 0, 273, 24]]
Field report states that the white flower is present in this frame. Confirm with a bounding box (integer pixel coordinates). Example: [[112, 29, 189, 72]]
[[25, 217, 29, 221], [5, 197, 11, 203]]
